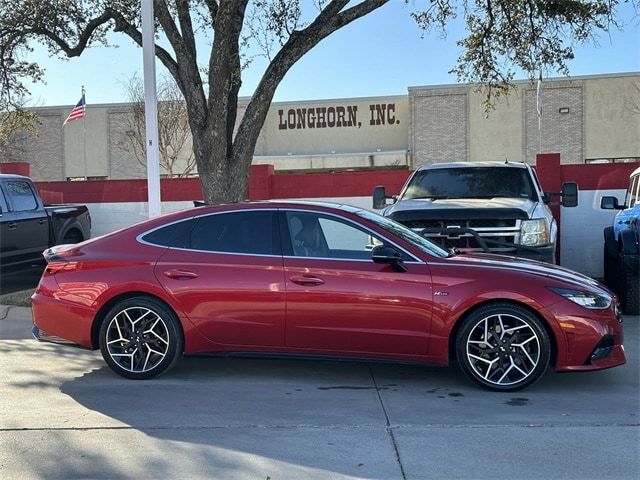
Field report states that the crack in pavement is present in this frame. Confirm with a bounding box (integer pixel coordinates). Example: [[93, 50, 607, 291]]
[[2, 422, 638, 433], [0, 306, 12, 321]]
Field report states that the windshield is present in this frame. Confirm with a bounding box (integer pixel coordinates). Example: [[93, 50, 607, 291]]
[[355, 209, 450, 258], [401, 167, 536, 201]]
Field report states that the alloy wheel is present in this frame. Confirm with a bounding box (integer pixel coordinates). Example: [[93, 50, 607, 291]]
[[105, 306, 170, 373], [465, 313, 541, 387]]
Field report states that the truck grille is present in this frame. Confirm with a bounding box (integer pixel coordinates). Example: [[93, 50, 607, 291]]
[[400, 219, 521, 253]]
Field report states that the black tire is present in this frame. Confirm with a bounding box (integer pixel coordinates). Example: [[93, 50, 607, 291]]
[[603, 227, 618, 291], [61, 229, 83, 244], [99, 296, 184, 379], [618, 254, 639, 315], [455, 303, 551, 392]]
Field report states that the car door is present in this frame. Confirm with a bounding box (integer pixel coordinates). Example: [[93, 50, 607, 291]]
[[154, 209, 286, 347], [0, 179, 49, 267], [281, 209, 434, 356]]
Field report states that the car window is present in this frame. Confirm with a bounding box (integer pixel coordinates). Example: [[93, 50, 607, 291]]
[[141, 219, 195, 248], [285, 211, 409, 261], [189, 210, 277, 255], [6, 180, 38, 211]]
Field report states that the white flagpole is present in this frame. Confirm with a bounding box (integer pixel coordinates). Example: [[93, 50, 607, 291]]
[[142, 0, 161, 218], [82, 85, 87, 180], [536, 72, 543, 153]]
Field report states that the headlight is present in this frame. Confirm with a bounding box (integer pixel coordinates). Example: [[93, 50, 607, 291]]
[[548, 287, 612, 309], [520, 218, 549, 246]]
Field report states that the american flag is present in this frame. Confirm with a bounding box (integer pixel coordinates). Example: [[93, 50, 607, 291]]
[[63, 91, 86, 125]]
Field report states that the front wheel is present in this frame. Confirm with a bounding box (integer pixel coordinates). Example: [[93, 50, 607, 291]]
[[456, 303, 551, 391], [99, 296, 184, 379]]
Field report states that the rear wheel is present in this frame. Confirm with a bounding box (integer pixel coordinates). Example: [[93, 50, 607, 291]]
[[456, 303, 551, 391], [99, 297, 183, 379]]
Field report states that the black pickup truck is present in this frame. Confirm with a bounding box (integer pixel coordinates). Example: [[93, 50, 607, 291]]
[[0, 174, 91, 270]]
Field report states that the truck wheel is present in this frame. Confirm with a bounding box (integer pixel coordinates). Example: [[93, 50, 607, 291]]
[[61, 230, 83, 244], [603, 227, 618, 291], [618, 254, 639, 315]]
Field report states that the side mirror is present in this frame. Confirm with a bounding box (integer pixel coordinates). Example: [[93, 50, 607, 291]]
[[600, 196, 622, 210], [371, 245, 407, 272], [560, 182, 578, 208], [541, 193, 551, 204], [372, 186, 395, 209]]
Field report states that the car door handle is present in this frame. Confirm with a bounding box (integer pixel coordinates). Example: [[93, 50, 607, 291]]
[[289, 275, 325, 286], [163, 269, 199, 280], [7, 222, 17, 230], [38, 219, 46, 224]]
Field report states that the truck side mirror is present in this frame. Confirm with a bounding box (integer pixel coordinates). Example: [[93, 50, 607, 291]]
[[600, 196, 622, 210], [560, 182, 578, 208], [372, 186, 395, 209]]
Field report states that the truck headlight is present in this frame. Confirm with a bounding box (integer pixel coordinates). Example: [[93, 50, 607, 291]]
[[520, 219, 549, 246], [547, 287, 612, 309]]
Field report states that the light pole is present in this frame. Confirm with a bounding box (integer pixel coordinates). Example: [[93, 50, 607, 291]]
[[141, 0, 161, 218]]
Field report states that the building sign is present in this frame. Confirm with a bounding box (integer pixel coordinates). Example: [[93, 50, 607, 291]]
[[278, 103, 400, 130]]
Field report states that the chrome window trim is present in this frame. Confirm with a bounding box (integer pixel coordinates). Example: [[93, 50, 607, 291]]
[[136, 206, 424, 264]]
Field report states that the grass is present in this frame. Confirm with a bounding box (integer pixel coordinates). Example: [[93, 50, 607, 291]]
[[0, 289, 34, 307]]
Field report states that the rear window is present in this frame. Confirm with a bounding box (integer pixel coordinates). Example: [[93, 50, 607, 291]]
[[141, 219, 195, 248], [402, 167, 536, 201], [6, 180, 38, 211]]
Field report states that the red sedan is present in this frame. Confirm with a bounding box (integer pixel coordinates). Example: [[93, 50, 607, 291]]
[[31, 202, 625, 391]]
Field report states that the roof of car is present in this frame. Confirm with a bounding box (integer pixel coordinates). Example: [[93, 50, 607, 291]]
[[192, 199, 364, 214], [415, 161, 529, 171], [0, 173, 30, 180]]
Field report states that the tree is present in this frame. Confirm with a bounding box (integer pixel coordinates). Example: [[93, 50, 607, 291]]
[[0, 1, 635, 202], [120, 73, 196, 177]]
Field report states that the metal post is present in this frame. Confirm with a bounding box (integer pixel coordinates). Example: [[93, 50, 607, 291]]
[[82, 86, 87, 180], [142, 0, 161, 218]]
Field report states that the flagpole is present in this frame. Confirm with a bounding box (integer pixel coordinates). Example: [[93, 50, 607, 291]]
[[536, 72, 543, 154], [82, 85, 87, 180]]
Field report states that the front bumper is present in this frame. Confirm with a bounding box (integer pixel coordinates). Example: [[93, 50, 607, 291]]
[[551, 300, 626, 372]]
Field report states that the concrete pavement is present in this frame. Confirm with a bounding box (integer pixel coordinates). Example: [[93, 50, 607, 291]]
[[1, 305, 638, 479]]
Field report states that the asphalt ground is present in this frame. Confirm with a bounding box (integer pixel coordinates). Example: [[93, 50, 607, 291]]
[[0, 305, 638, 479]]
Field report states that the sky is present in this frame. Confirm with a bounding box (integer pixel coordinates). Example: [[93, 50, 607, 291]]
[[24, 1, 640, 108]]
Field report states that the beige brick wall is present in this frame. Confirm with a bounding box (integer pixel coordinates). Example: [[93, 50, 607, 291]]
[[524, 81, 584, 165], [108, 110, 147, 180], [409, 87, 468, 167], [24, 113, 64, 181]]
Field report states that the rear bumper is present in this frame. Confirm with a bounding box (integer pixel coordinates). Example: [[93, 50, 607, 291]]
[[31, 324, 89, 349], [31, 292, 96, 349]]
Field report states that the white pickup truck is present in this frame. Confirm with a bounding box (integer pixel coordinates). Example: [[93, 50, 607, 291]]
[[373, 161, 577, 264]]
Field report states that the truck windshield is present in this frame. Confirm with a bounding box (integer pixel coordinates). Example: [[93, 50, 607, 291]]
[[401, 167, 536, 201]]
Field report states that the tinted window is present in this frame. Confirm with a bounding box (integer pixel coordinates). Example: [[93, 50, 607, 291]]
[[6, 181, 38, 211], [190, 211, 276, 255], [141, 219, 195, 248], [402, 167, 536, 201], [285, 211, 410, 261]]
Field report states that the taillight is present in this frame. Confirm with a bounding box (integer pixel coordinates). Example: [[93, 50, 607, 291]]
[[44, 261, 79, 276]]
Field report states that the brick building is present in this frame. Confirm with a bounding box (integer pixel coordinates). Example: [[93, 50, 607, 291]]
[[6, 72, 639, 181]]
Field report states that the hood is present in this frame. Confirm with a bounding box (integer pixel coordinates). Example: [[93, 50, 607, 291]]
[[385, 197, 537, 218], [450, 252, 608, 293]]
